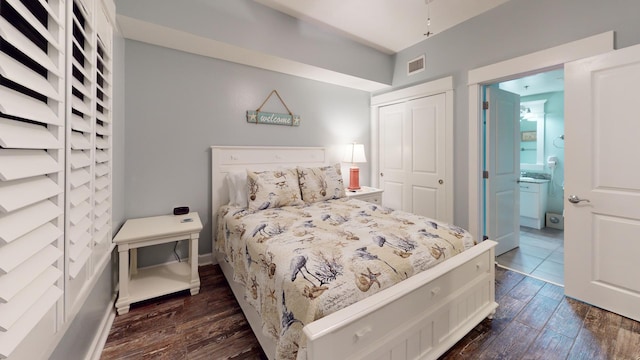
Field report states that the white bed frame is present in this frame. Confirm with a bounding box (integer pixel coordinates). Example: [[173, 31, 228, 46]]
[[211, 146, 497, 360]]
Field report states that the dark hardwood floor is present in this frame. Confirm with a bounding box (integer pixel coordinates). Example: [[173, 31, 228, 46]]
[[102, 265, 266, 360], [102, 264, 640, 360]]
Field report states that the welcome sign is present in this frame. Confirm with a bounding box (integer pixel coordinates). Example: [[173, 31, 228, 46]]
[[246, 110, 301, 126], [246, 90, 301, 127]]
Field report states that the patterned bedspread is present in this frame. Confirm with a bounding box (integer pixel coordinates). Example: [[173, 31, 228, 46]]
[[216, 198, 475, 359]]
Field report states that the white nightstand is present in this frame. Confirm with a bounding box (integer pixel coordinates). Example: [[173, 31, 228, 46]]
[[346, 186, 383, 204], [113, 212, 202, 315]]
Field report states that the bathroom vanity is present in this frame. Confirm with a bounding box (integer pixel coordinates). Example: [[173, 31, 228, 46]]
[[519, 178, 549, 229]]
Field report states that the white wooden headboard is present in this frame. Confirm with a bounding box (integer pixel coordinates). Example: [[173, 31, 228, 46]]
[[210, 146, 329, 249]]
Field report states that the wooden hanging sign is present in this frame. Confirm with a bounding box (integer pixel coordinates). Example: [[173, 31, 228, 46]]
[[246, 90, 301, 126], [246, 111, 300, 126]]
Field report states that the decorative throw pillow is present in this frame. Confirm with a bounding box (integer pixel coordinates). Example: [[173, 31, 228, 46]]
[[297, 164, 346, 203], [246, 168, 303, 211]]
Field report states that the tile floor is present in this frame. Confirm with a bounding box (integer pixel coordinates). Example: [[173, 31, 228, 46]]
[[496, 226, 565, 285]]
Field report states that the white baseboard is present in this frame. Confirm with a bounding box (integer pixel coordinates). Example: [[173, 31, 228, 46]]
[[199, 252, 216, 265], [88, 294, 117, 360]]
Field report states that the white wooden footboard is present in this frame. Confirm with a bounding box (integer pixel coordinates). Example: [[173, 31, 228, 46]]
[[218, 240, 496, 360], [303, 240, 497, 360]]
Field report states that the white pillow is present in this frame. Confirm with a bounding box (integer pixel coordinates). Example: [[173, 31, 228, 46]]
[[227, 171, 248, 208]]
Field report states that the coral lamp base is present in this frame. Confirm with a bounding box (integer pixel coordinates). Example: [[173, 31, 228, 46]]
[[348, 166, 361, 191]]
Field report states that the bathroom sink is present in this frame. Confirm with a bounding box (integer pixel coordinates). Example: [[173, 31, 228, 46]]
[[519, 177, 549, 183]]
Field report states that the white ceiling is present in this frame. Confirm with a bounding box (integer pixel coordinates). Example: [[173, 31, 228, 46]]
[[255, 0, 510, 54]]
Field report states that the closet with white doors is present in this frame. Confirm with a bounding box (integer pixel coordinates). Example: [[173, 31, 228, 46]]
[[373, 78, 454, 224], [0, 0, 114, 358]]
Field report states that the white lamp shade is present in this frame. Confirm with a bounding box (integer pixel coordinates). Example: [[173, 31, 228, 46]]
[[343, 143, 366, 163]]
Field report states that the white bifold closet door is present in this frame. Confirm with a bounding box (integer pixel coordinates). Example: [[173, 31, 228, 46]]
[[378, 93, 452, 223], [0, 0, 66, 358]]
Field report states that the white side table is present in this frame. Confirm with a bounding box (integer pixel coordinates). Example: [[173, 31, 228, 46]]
[[114, 212, 202, 315], [346, 186, 384, 204]]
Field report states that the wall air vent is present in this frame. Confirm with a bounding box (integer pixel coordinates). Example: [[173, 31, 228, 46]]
[[407, 55, 425, 75]]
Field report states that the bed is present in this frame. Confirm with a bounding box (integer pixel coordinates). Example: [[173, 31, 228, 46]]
[[211, 146, 497, 360]]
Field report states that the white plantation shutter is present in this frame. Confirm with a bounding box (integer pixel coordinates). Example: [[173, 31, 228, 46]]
[[66, 0, 94, 282], [0, 0, 66, 358], [63, 0, 115, 320], [93, 9, 112, 258], [1, 0, 114, 357]]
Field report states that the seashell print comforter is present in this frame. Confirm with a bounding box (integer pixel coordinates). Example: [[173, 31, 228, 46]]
[[216, 198, 475, 359]]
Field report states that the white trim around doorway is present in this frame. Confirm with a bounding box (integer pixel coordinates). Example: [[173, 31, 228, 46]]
[[466, 31, 614, 242]]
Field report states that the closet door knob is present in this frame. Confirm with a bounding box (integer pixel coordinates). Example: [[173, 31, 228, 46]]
[[380, 172, 384, 177]]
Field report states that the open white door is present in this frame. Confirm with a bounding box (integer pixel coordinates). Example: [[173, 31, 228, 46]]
[[565, 44, 640, 322], [378, 93, 451, 222], [485, 87, 520, 256]]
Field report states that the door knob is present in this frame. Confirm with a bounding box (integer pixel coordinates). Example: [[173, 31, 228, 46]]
[[438, 179, 444, 184], [380, 172, 384, 177], [568, 195, 590, 204]]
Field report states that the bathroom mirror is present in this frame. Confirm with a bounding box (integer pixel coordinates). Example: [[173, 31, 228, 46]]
[[520, 100, 546, 171]]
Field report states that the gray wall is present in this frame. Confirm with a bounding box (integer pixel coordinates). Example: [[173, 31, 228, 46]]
[[115, 0, 393, 85], [124, 40, 371, 266], [387, 0, 640, 229]]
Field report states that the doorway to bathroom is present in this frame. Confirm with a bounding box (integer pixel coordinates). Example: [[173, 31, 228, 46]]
[[487, 69, 566, 285]]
